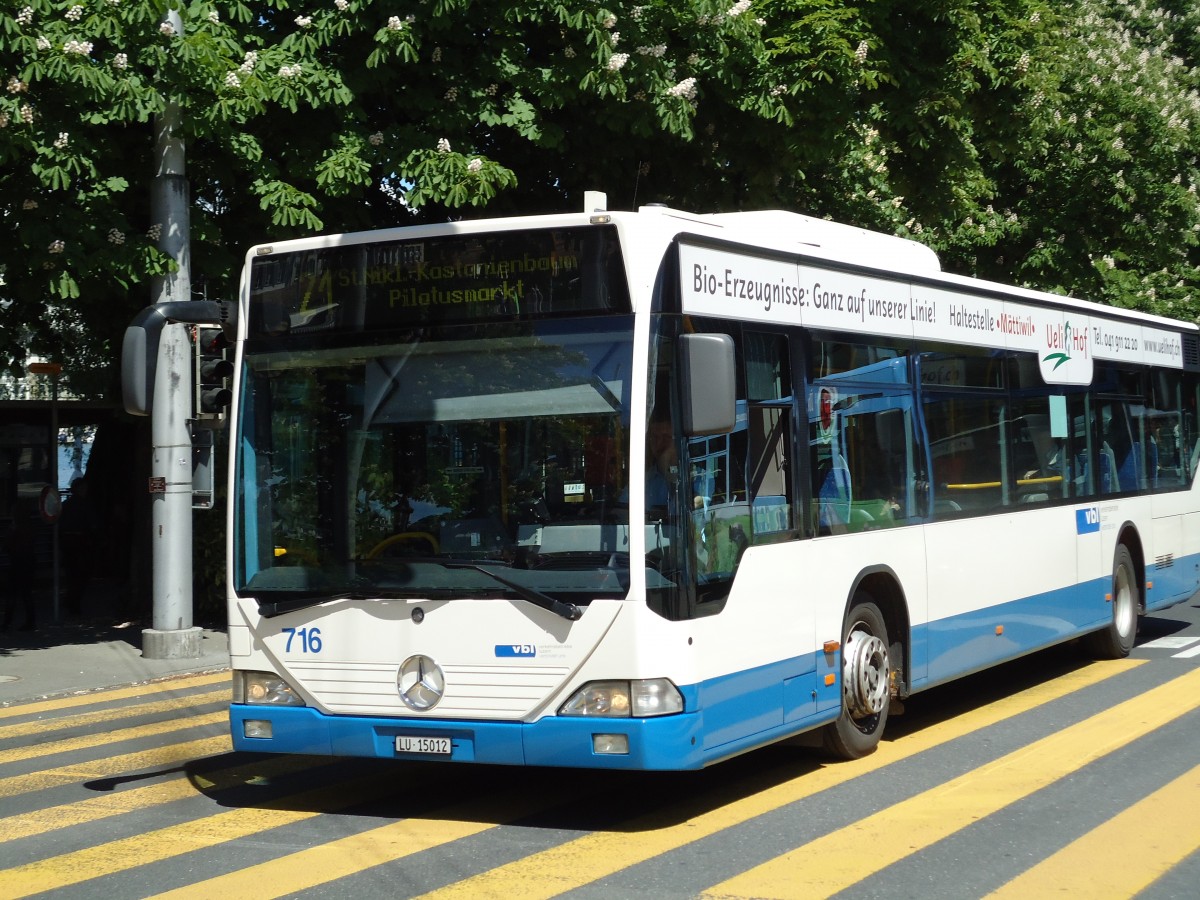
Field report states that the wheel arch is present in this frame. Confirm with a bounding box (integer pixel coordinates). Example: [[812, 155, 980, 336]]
[[845, 565, 912, 699]]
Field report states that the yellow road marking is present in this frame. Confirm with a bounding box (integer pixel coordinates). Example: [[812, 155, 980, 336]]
[[0, 754, 322, 842], [145, 789, 559, 900], [0, 778, 372, 899], [0, 689, 227, 740], [0, 736, 231, 800], [0, 671, 228, 719], [0, 711, 227, 767], [0, 689, 226, 742], [413, 659, 1142, 900], [986, 760, 1200, 899], [704, 664, 1200, 899], [0, 778, 551, 900]]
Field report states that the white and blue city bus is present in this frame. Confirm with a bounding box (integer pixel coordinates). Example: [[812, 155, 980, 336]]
[[225, 202, 1200, 768]]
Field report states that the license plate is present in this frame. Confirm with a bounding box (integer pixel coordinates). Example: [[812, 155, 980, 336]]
[[394, 735, 452, 755]]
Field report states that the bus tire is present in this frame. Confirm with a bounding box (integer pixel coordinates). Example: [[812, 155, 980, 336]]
[[1085, 544, 1138, 659], [823, 597, 890, 760]]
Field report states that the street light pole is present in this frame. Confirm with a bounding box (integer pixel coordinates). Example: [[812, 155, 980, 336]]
[[142, 6, 201, 660]]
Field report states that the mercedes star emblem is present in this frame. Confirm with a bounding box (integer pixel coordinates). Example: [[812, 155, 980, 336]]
[[397, 655, 445, 710]]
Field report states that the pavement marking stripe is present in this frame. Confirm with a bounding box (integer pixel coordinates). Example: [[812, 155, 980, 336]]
[[702, 664, 1200, 900], [0, 779, 203, 843], [1139, 636, 1200, 650], [0, 711, 227, 767], [1171, 644, 1200, 659], [409, 659, 1143, 900], [0, 671, 228, 720], [0, 736, 231, 800], [143, 789, 560, 900], [0, 754, 324, 842], [0, 779, 549, 900], [984, 760, 1200, 899], [0, 690, 227, 742]]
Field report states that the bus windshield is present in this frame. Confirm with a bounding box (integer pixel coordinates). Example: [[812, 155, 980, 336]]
[[233, 318, 634, 608]]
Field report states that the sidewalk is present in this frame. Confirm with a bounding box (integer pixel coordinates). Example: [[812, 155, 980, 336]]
[[0, 622, 228, 706], [0, 580, 229, 706]]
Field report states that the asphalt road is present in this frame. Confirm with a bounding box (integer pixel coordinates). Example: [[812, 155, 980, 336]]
[[1, 597, 1199, 899]]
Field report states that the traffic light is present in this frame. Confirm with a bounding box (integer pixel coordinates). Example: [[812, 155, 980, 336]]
[[194, 326, 233, 425]]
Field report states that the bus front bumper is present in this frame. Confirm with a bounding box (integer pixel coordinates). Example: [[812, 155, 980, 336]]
[[230, 703, 708, 770]]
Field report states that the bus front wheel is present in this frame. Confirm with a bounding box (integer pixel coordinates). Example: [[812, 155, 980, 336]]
[[823, 597, 890, 760], [1084, 544, 1138, 659]]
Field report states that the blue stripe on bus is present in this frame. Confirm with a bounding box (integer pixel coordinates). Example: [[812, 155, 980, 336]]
[[231, 552, 1199, 770]]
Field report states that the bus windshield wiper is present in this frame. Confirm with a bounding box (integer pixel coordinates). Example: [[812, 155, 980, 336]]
[[256, 591, 376, 619], [444, 562, 583, 621]]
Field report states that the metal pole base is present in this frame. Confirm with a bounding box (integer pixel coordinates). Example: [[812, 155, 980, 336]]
[[142, 626, 203, 660]]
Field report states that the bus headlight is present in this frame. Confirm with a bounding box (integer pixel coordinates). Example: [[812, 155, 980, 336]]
[[559, 679, 683, 717], [232, 670, 305, 707]]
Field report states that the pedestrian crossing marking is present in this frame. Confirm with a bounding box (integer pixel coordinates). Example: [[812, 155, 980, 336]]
[[405, 660, 1142, 900], [0, 690, 226, 743], [0, 754, 320, 842], [0, 771, 394, 898], [145, 788, 564, 900], [0, 736, 229, 800], [701, 664, 1200, 899], [1139, 636, 1200, 650], [6, 655, 1196, 899], [0, 671, 228, 720], [985, 760, 1200, 898], [0, 711, 226, 767]]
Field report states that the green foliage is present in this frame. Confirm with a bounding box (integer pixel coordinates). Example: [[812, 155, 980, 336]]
[[0, 0, 1194, 617], [0, 0, 1196, 382]]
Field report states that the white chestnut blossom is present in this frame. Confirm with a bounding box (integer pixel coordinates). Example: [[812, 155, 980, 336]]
[[49, 240, 65, 254], [279, 64, 302, 78], [36, 36, 50, 50], [8, 77, 28, 93], [65, 5, 84, 22], [22, 199, 37, 210], [607, 52, 629, 72], [19, 104, 33, 123], [225, 71, 241, 88], [295, 15, 312, 27], [16, 7, 33, 26], [727, 1, 751, 16], [53, 132, 69, 149], [64, 40, 94, 56], [437, 137, 451, 153], [667, 77, 697, 100], [368, 131, 383, 146], [147, 223, 163, 240], [159, 21, 176, 36], [335, 0, 349, 9], [112, 53, 128, 70], [467, 158, 482, 173], [108, 229, 125, 245]]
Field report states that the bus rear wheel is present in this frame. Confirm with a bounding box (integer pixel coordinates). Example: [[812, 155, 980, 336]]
[[823, 597, 890, 760], [1085, 544, 1138, 659]]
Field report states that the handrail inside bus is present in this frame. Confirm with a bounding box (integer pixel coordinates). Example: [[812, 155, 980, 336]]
[[944, 476, 1063, 490]]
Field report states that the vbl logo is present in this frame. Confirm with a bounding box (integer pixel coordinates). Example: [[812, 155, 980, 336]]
[[495, 644, 536, 658], [1076, 507, 1100, 534]]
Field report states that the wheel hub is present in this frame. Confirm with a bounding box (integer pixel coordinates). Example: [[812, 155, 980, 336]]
[[844, 629, 889, 718]]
